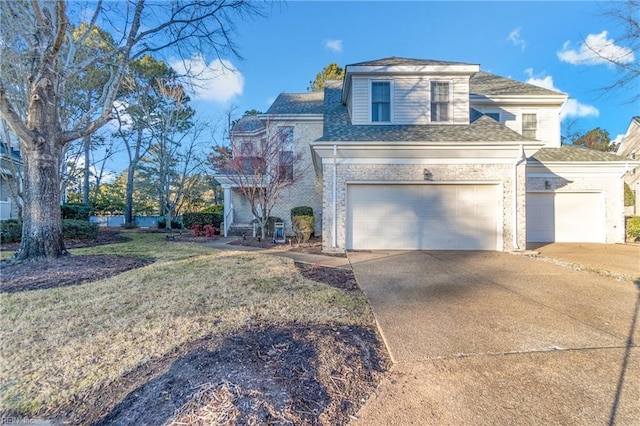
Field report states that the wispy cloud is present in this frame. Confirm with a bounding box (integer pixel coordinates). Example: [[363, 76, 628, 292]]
[[557, 30, 635, 66], [507, 27, 526, 51], [524, 69, 599, 120], [324, 39, 343, 53], [170, 55, 244, 103]]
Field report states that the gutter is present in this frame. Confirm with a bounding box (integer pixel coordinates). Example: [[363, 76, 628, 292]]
[[513, 144, 527, 250]]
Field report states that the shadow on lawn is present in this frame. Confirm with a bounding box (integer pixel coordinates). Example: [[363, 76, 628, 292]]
[[85, 325, 389, 426]]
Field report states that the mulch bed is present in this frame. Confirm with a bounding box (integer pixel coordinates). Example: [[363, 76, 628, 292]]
[[0, 228, 390, 425]]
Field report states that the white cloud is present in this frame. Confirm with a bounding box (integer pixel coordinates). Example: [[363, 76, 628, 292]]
[[170, 55, 244, 103], [560, 99, 600, 120], [507, 27, 526, 51], [525, 70, 599, 120], [557, 30, 635, 66], [324, 39, 343, 53]]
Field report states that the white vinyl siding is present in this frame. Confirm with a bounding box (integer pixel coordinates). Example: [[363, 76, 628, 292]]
[[347, 183, 500, 250], [350, 77, 370, 124], [350, 75, 471, 125]]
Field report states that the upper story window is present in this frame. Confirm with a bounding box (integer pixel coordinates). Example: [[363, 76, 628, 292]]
[[371, 81, 391, 122], [240, 142, 254, 156], [276, 126, 294, 181], [431, 81, 450, 122], [522, 113, 537, 139]]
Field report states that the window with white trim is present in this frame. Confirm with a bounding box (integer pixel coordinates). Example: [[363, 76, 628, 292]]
[[430, 81, 450, 122], [522, 113, 537, 139], [276, 126, 294, 181], [371, 81, 391, 122]]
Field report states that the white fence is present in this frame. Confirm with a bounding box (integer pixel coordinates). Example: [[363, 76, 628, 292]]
[[90, 215, 165, 228]]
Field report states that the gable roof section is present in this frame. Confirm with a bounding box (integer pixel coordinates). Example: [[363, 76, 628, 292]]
[[470, 71, 564, 97], [616, 116, 640, 158], [347, 57, 476, 68], [318, 81, 533, 143], [266, 92, 324, 115], [531, 146, 632, 162]]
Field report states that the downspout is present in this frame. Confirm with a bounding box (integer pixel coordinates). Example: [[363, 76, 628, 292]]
[[512, 144, 527, 250], [332, 144, 337, 249]]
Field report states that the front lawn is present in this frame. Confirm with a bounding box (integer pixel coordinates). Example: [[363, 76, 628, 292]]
[[0, 230, 388, 424]]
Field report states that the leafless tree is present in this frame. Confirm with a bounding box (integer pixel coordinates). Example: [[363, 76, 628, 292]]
[[589, 0, 640, 101], [0, 0, 260, 260], [210, 121, 307, 240]]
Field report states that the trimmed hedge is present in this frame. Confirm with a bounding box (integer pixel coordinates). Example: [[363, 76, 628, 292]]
[[292, 215, 314, 243], [63, 219, 99, 240], [0, 219, 99, 243], [0, 219, 21, 243], [626, 216, 640, 241], [183, 212, 223, 229], [61, 203, 93, 221], [200, 205, 224, 214], [291, 206, 313, 219]]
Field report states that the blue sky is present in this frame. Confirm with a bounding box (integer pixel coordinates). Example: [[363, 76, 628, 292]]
[[178, 0, 638, 145]]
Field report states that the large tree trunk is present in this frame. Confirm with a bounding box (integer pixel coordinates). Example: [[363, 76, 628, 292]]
[[14, 71, 67, 260], [124, 165, 136, 227], [16, 142, 67, 259]]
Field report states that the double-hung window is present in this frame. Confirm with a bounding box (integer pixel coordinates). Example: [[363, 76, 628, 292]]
[[522, 113, 537, 139], [276, 127, 294, 181], [431, 81, 450, 122], [371, 81, 391, 122]]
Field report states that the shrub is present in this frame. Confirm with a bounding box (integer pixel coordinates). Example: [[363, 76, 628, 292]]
[[171, 220, 182, 229], [291, 206, 313, 220], [63, 219, 99, 240], [200, 205, 224, 214], [183, 212, 223, 229], [61, 203, 93, 221], [624, 183, 635, 207], [292, 215, 314, 243], [626, 216, 640, 241], [157, 218, 166, 229], [0, 219, 22, 243]]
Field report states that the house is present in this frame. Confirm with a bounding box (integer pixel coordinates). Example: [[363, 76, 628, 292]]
[[216, 57, 637, 251], [0, 140, 22, 220], [616, 116, 640, 215]]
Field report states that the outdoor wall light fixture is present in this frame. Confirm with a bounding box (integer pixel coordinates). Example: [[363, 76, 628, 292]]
[[544, 180, 551, 189], [423, 168, 433, 181]]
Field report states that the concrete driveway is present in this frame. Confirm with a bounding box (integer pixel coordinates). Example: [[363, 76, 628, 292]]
[[348, 250, 640, 425]]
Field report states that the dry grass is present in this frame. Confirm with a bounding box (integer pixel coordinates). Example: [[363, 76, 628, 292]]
[[0, 232, 371, 417]]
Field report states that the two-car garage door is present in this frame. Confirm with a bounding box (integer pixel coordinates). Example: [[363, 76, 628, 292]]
[[346, 184, 500, 250]]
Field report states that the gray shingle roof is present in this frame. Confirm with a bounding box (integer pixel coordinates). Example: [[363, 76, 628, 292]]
[[531, 146, 632, 162], [470, 71, 564, 97], [347, 57, 476, 68], [266, 92, 324, 115], [231, 115, 265, 133], [318, 81, 533, 143]]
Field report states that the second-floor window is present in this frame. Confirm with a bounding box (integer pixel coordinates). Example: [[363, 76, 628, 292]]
[[522, 113, 537, 139], [278, 150, 294, 181], [371, 81, 391, 122], [431, 81, 450, 122]]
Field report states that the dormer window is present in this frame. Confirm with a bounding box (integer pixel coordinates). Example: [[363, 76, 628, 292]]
[[371, 81, 391, 122], [522, 113, 537, 139], [431, 81, 450, 122]]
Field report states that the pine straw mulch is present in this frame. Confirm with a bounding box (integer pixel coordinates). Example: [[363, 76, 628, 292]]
[[0, 229, 391, 425]]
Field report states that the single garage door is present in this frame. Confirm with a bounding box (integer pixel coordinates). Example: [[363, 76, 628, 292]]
[[346, 183, 500, 250], [526, 192, 605, 243]]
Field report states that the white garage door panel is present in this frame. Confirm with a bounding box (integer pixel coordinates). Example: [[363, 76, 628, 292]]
[[347, 184, 499, 250], [526, 192, 604, 243]]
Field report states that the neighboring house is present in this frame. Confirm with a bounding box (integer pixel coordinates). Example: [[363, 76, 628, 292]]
[[217, 57, 638, 251], [0, 141, 23, 220], [616, 116, 640, 215]]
